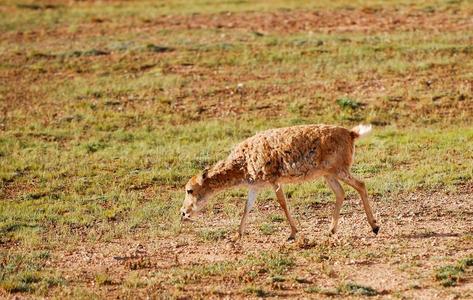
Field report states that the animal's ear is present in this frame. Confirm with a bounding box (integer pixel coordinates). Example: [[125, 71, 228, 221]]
[[197, 167, 209, 185], [202, 167, 209, 179]]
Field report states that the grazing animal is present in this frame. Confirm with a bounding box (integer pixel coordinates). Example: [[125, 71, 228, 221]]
[[180, 124, 379, 240]]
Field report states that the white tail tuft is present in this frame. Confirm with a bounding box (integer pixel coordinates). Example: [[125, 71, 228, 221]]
[[351, 124, 372, 139]]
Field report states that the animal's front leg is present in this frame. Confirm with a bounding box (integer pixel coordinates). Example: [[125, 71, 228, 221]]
[[324, 175, 345, 235], [233, 188, 257, 241], [273, 184, 298, 241]]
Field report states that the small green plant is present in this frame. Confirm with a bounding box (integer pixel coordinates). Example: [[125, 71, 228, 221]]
[[305, 286, 321, 293], [259, 223, 276, 235], [288, 101, 306, 115], [459, 257, 473, 268], [199, 228, 227, 241], [0, 279, 30, 293], [434, 256, 473, 287], [265, 252, 295, 275], [305, 285, 338, 296], [84, 141, 107, 153], [95, 273, 112, 286], [123, 272, 147, 288], [0, 252, 63, 293], [271, 275, 285, 282], [145, 44, 173, 53], [338, 282, 378, 296], [336, 98, 362, 110], [435, 265, 464, 287], [243, 286, 269, 297], [269, 214, 284, 223], [295, 277, 311, 284]]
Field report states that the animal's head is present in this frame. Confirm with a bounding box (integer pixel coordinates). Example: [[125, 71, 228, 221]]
[[180, 169, 210, 220]]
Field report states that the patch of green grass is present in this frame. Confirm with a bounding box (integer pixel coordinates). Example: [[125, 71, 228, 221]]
[[435, 265, 464, 287], [434, 256, 473, 287], [305, 285, 339, 296], [336, 97, 363, 110], [198, 228, 228, 241], [123, 271, 148, 288], [0, 251, 64, 294], [271, 275, 286, 282], [459, 256, 473, 268], [94, 273, 112, 286], [338, 282, 378, 296], [84, 141, 108, 153], [168, 261, 236, 285], [247, 251, 295, 275], [243, 286, 270, 297], [1, 122, 472, 250], [259, 223, 276, 235], [269, 214, 284, 223]]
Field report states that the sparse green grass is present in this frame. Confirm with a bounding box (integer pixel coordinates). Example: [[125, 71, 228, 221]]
[[305, 285, 339, 296], [434, 256, 473, 287], [0, 251, 64, 294], [271, 275, 286, 282], [337, 98, 363, 110], [167, 261, 236, 286], [259, 223, 277, 235], [94, 273, 112, 286], [2, 0, 467, 33], [338, 282, 378, 296], [269, 214, 285, 223], [305, 282, 378, 296], [123, 272, 148, 289], [435, 265, 464, 287], [243, 286, 270, 297], [199, 228, 228, 241], [252, 251, 296, 275], [459, 257, 473, 268], [2, 124, 471, 248]]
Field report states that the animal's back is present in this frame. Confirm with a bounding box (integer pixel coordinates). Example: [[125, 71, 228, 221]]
[[230, 124, 355, 183]]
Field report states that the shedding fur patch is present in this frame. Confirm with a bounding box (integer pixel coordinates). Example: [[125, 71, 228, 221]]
[[196, 124, 359, 192], [351, 124, 372, 139]]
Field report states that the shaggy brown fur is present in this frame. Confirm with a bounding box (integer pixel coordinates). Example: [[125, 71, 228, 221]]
[[181, 124, 379, 240]]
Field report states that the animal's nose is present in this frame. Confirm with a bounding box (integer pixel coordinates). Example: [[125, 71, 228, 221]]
[[180, 210, 190, 221]]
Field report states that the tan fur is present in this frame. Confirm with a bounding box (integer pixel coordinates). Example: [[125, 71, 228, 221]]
[[181, 124, 379, 240]]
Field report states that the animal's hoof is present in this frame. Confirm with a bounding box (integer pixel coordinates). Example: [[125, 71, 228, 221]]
[[231, 233, 242, 243], [287, 235, 296, 242], [372, 226, 380, 235]]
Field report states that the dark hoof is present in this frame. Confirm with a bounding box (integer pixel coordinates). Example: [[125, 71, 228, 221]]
[[287, 235, 295, 242], [372, 226, 380, 235]]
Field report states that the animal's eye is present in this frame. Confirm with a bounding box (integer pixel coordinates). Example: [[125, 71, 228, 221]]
[[186, 189, 193, 194]]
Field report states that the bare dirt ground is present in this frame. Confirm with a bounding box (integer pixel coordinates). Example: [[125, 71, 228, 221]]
[[32, 184, 472, 299], [147, 8, 473, 34], [2, 6, 472, 122], [3, 7, 473, 44]]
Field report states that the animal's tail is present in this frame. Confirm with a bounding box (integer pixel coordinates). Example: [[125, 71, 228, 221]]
[[351, 124, 372, 139]]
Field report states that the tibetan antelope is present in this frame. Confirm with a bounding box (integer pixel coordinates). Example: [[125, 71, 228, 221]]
[[180, 124, 379, 240]]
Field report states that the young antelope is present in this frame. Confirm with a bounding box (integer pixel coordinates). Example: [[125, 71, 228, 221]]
[[180, 124, 379, 240]]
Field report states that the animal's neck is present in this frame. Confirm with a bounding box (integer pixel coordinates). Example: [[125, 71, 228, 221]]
[[202, 160, 245, 193]]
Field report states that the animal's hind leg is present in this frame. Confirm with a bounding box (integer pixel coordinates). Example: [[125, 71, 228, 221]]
[[273, 184, 298, 240], [324, 175, 345, 235], [336, 171, 379, 235], [234, 188, 258, 241]]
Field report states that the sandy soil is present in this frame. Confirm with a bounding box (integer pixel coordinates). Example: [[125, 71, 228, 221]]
[[40, 184, 473, 299]]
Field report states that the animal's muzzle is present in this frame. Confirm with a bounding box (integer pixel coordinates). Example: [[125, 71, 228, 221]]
[[180, 210, 191, 221]]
